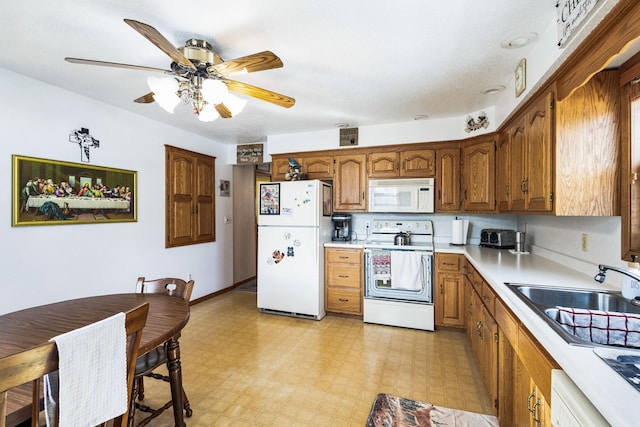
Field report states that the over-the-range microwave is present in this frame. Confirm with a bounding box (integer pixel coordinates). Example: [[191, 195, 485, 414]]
[[368, 178, 435, 213]]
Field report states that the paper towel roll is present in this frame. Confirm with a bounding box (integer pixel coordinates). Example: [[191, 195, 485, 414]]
[[451, 219, 469, 245]]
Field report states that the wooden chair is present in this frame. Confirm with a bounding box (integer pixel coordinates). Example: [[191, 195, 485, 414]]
[[0, 303, 149, 427], [130, 277, 194, 426]]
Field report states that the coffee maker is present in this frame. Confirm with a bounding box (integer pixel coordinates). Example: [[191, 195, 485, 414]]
[[332, 214, 352, 241]]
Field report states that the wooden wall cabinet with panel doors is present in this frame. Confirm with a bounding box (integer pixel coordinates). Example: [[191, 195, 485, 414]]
[[368, 151, 399, 178], [334, 153, 368, 211], [461, 135, 496, 212], [499, 71, 619, 216], [434, 253, 465, 328], [368, 149, 436, 178], [165, 145, 215, 248], [271, 154, 333, 181], [324, 247, 363, 315], [435, 146, 461, 212]]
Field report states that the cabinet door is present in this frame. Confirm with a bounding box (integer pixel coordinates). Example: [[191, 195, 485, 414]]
[[166, 146, 216, 248], [435, 273, 465, 327], [368, 151, 399, 178], [195, 157, 215, 242], [271, 156, 291, 181], [462, 136, 496, 212], [525, 91, 554, 212], [509, 122, 527, 211], [496, 131, 511, 211], [302, 155, 334, 179], [481, 305, 499, 415], [436, 147, 461, 212], [400, 149, 435, 177], [167, 149, 196, 247], [334, 154, 367, 211]]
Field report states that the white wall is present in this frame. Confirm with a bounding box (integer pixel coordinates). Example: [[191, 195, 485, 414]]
[[0, 68, 234, 314]]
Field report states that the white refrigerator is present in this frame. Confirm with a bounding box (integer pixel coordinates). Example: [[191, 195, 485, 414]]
[[257, 180, 332, 320]]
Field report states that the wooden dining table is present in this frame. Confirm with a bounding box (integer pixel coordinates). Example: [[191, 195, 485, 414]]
[[0, 293, 191, 427]]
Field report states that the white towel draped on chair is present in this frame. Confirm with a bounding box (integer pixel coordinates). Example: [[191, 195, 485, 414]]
[[390, 251, 423, 290], [44, 312, 128, 427]]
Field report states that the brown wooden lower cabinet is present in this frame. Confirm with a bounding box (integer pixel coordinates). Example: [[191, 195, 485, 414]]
[[464, 261, 558, 425], [434, 253, 465, 327], [324, 247, 363, 315]]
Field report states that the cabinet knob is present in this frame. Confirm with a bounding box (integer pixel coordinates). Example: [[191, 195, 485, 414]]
[[338, 298, 350, 302], [338, 275, 350, 278]]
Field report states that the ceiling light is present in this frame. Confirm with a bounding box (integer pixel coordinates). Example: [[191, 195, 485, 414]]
[[500, 33, 538, 49], [223, 93, 248, 117], [483, 86, 505, 95], [198, 104, 219, 122], [201, 79, 228, 105], [147, 76, 180, 113], [147, 74, 246, 120]]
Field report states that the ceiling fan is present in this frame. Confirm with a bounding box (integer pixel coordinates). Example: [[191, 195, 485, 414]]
[[65, 19, 295, 121]]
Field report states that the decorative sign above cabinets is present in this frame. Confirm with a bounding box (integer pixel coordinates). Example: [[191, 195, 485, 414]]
[[556, 0, 600, 47], [237, 143, 264, 164]]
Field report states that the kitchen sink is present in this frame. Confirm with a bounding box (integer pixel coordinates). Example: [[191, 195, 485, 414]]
[[505, 283, 640, 348]]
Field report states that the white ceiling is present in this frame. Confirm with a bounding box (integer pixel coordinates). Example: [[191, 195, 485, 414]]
[[0, 1, 587, 145]]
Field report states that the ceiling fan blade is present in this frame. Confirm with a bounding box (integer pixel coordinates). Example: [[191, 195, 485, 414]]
[[124, 19, 196, 70], [225, 80, 295, 108], [65, 57, 173, 74], [134, 92, 155, 104], [215, 104, 233, 118], [208, 51, 283, 76]]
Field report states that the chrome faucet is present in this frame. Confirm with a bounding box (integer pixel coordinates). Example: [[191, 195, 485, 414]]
[[594, 263, 640, 283]]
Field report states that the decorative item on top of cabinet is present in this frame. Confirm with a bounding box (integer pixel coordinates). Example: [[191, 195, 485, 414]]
[[334, 153, 367, 211], [435, 146, 461, 212], [324, 247, 363, 315], [461, 135, 496, 212], [434, 253, 465, 328]]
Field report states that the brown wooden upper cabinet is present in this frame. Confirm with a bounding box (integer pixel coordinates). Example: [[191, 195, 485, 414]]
[[435, 146, 461, 212], [368, 149, 435, 178], [461, 135, 496, 212], [165, 145, 216, 248], [334, 153, 367, 211], [498, 71, 619, 216]]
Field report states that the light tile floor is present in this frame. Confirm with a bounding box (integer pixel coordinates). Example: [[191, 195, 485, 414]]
[[133, 290, 493, 426]]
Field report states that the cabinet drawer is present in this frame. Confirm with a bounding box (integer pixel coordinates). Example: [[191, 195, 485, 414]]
[[326, 289, 361, 314], [326, 249, 362, 264], [326, 265, 361, 288], [481, 282, 496, 315], [436, 253, 462, 272]]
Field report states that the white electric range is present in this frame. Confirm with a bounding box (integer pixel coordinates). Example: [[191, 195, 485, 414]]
[[363, 220, 434, 331]]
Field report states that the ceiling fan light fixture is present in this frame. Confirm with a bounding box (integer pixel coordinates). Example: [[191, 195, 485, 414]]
[[198, 104, 220, 122], [147, 76, 180, 113], [223, 93, 248, 117], [201, 79, 228, 105]]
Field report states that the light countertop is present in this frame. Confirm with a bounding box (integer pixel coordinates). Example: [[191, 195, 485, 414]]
[[324, 241, 636, 425], [443, 244, 635, 427]]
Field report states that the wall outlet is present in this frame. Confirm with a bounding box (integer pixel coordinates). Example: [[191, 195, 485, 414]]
[[581, 233, 588, 252]]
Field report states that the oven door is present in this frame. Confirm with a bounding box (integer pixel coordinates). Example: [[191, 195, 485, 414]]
[[364, 248, 433, 303]]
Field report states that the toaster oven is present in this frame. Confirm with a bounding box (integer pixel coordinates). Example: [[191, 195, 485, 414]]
[[480, 229, 516, 249]]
